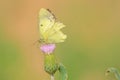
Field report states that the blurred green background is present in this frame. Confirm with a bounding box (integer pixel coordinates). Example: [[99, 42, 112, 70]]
[[0, 0, 120, 80]]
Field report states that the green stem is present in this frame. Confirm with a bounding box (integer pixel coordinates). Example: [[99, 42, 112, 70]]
[[51, 75, 54, 80]]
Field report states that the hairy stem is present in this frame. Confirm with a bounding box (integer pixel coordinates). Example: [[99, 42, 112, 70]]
[[51, 75, 54, 80]]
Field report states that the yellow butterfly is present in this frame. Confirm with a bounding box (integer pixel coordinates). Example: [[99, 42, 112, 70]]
[[38, 8, 67, 44]]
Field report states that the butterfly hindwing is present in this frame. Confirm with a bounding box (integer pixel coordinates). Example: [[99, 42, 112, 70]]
[[47, 22, 67, 43]]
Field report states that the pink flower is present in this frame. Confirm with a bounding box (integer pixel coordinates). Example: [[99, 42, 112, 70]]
[[40, 44, 56, 54]]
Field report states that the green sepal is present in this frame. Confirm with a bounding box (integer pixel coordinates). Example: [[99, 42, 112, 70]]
[[44, 54, 58, 75]]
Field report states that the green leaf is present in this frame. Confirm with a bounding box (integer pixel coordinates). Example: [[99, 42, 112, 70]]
[[106, 67, 120, 80], [58, 63, 68, 80]]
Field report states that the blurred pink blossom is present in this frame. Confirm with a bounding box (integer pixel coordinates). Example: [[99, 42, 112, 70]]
[[40, 44, 56, 54]]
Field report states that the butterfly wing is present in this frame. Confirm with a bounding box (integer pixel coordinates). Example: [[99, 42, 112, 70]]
[[39, 8, 67, 43], [47, 22, 67, 43], [39, 8, 55, 42]]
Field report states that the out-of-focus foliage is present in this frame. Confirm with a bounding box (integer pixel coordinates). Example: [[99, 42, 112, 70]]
[[0, 22, 21, 80]]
